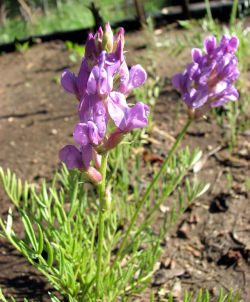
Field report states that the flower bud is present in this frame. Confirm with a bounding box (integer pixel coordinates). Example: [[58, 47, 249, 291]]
[[92, 149, 102, 169], [113, 28, 124, 52], [94, 26, 103, 53], [102, 22, 113, 53], [103, 129, 126, 151], [85, 33, 98, 69], [81, 166, 102, 184]]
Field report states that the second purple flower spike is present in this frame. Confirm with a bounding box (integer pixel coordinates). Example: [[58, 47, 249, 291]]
[[172, 34, 240, 119]]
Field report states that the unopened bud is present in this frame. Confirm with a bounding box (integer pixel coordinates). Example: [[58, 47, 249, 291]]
[[94, 26, 103, 53], [103, 129, 126, 151], [85, 33, 98, 68], [92, 149, 102, 169], [102, 22, 113, 53], [113, 27, 124, 52], [80, 166, 102, 184]]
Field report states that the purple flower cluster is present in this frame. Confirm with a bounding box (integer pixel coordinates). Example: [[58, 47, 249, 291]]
[[59, 23, 149, 182], [172, 34, 240, 119]]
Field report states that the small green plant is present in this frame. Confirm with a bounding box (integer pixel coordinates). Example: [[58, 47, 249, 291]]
[[15, 41, 30, 53], [66, 40, 85, 63]]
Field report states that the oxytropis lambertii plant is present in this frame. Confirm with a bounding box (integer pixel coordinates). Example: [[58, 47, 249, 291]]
[[0, 23, 241, 302]]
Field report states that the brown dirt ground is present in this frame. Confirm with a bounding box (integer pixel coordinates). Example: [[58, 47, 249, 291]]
[[0, 23, 249, 302]]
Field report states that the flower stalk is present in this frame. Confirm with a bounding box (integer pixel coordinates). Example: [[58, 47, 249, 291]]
[[110, 118, 192, 272], [96, 152, 108, 296]]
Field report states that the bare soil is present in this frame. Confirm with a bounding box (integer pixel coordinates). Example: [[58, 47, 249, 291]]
[[0, 24, 249, 301]]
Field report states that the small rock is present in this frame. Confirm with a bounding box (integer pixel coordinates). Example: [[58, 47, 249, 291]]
[[160, 257, 171, 268], [153, 269, 185, 286], [172, 280, 182, 298], [50, 128, 58, 135], [160, 205, 169, 213], [177, 220, 190, 239]]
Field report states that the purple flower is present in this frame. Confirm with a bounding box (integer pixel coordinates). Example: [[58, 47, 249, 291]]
[[59, 145, 102, 183], [172, 34, 240, 119], [182, 85, 209, 109], [104, 92, 149, 150], [107, 92, 149, 132], [172, 71, 191, 94], [86, 50, 119, 99], [59, 22, 149, 173], [78, 94, 107, 138], [60, 94, 107, 171], [118, 63, 147, 95], [85, 33, 99, 68], [59, 145, 84, 170]]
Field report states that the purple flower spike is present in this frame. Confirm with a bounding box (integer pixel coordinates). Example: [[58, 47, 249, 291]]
[[172, 34, 240, 119], [59, 22, 149, 168], [107, 92, 149, 132]]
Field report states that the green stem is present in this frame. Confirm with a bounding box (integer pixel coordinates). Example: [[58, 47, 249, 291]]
[[96, 152, 108, 297], [230, 0, 238, 26], [204, 0, 213, 25], [110, 119, 192, 271]]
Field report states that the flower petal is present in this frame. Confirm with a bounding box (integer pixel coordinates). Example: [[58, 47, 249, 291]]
[[107, 92, 149, 131], [73, 123, 90, 146], [192, 48, 202, 62], [127, 64, 147, 91], [172, 73, 191, 93], [78, 94, 107, 138], [183, 86, 209, 109], [204, 35, 216, 55], [87, 66, 99, 94], [123, 102, 149, 131], [80, 144, 93, 169], [76, 58, 90, 97], [87, 121, 100, 145], [107, 92, 128, 129], [61, 70, 77, 95], [59, 145, 83, 170]]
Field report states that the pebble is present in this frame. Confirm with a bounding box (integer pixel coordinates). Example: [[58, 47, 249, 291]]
[[50, 128, 58, 135]]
